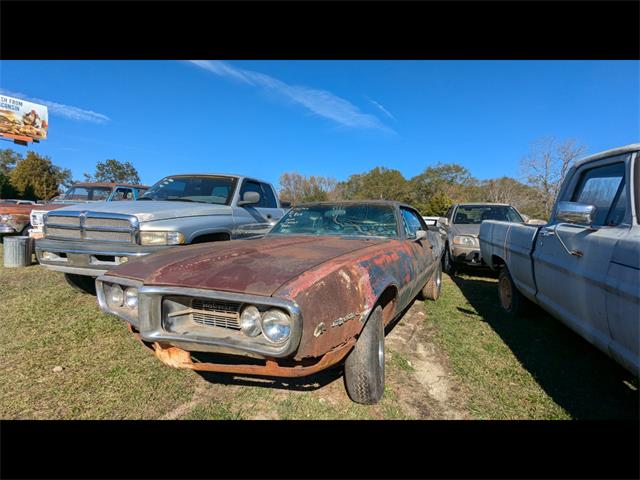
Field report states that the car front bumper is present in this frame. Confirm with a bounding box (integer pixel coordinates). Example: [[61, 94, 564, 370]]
[[451, 245, 485, 266], [35, 238, 168, 276], [0, 224, 17, 234]]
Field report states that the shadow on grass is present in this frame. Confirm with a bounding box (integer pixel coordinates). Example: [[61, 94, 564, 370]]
[[196, 364, 344, 392], [452, 270, 639, 419]]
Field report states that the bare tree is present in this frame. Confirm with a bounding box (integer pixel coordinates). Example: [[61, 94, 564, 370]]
[[520, 137, 586, 218]]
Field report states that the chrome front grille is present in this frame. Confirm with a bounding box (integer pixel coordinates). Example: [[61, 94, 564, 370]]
[[44, 211, 138, 244], [191, 299, 241, 330]]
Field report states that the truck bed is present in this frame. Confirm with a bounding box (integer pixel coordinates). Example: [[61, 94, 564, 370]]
[[479, 220, 542, 303]]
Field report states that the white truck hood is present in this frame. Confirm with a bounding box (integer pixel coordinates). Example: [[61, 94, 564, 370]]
[[49, 200, 232, 222]]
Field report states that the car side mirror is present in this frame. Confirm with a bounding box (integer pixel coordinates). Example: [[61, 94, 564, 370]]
[[238, 191, 261, 206], [556, 201, 596, 226], [415, 230, 427, 241]]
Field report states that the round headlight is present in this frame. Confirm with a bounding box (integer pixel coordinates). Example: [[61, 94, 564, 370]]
[[240, 306, 262, 337], [124, 287, 138, 309], [261, 309, 291, 344], [109, 284, 124, 307]]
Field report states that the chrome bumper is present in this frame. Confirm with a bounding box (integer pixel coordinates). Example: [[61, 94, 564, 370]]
[[35, 238, 167, 276], [96, 275, 303, 359], [0, 224, 16, 234]]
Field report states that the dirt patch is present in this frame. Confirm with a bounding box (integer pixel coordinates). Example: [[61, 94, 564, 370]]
[[386, 301, 469, 419]]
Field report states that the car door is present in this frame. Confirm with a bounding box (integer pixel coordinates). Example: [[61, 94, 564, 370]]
[[232, 179, 275, 239], [532, 156, 629, 354], [400, 207, 436, 301]]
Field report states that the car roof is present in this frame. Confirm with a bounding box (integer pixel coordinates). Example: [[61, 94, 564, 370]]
[[574, 143, 640, 169], [296, 199, 420, 210], [71, 182, 149, 189]]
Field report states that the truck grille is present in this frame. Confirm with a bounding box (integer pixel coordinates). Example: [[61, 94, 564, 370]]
[[191, 299, 241, 330], [44, 211, 138, 244]]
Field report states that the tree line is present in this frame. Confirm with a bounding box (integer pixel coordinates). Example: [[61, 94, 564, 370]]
[[0, 149, 141, 201], [278, 137, 586, 220], [1, 136, 585, 219]]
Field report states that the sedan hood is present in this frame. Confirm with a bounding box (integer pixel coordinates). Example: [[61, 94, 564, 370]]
[[109, 235, 387, 296], [51, 200, 232, 222], [450, 224, 481, 237]]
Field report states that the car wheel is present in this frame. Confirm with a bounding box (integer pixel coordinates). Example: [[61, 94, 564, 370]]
[[344, 305, 385, 405], [442, 246, 456, 276], [498, 267, 527, 316], [64, 273, 97, 295], [420, 263, 442, 301]]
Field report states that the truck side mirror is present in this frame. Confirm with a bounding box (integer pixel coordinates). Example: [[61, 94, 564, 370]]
[[437, 217, 449, 227], [238, 191, 261, 206], [556, 201, 596, 226]]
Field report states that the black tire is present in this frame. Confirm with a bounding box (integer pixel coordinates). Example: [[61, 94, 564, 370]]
[[64, 273, 97, 295], [344, 305, 385, 405], [498, 267, 528, 316], [442, 245, 457, 276], [420, 263, 442, 301]]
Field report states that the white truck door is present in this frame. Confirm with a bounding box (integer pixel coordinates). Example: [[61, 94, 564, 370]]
[[532, 157, 628, 356]]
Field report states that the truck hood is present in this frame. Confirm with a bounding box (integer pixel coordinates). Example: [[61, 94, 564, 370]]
[[450, 224, 481, 237], [108, 235, 387, 297], [51, 200, 232, 222]]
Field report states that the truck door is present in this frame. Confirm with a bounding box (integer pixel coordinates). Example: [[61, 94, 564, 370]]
[[233, 180, 281, 238], [532, 157, 628, 355], [604, 155, 639, 375]]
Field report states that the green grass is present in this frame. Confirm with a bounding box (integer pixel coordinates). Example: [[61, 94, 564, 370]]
[[424, 271, 639, 419], [1, 243, 636, 419]]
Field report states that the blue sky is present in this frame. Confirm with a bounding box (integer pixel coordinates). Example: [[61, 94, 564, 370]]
[[0, 60, 638, 190]]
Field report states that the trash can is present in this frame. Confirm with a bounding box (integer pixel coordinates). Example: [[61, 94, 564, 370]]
[[3, 236, 34, 268]]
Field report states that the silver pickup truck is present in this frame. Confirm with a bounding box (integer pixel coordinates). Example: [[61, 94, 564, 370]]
[[35, 174, 286, 294], [479, 144, 639, 376]]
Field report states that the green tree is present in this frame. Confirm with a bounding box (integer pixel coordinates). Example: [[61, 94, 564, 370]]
[[0, 148, 23, 175], [9, 151, 69, 200], [84, 159, 141, 184], [278, 172, 338, 204], [409, 163, 475, 214], [337, 167, 409, 202]]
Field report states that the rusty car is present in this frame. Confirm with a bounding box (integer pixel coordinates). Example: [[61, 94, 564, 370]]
[[96, 200, 444, 404]]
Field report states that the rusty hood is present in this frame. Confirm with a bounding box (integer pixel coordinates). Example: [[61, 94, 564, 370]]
[[108, 235, 388, 296]]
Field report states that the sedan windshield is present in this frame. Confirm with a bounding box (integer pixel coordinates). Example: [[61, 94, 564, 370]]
[[140, 176, 236, 205], [453, 205, 523, 224], [270, 204, 398, 238]]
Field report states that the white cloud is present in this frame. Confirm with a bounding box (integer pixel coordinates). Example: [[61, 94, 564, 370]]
[[0, 89, 110, 124], [188, 60, 392, 132], [365, 95, 396, 121]]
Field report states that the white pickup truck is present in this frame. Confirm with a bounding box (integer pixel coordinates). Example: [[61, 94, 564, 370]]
[[480, 144, 639, 376]]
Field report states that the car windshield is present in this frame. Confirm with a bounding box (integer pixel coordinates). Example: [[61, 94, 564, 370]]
[[269, 204, 398, 238], [139, 176, 236, 204], [62, 186, 112, 202], [453, 205, 523, 224]]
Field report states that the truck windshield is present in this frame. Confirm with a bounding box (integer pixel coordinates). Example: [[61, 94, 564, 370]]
[[453, 205, 523, 224], [62, 186, 111, 202], [139, 176, 236, 205], [269, 204, 398, 238]]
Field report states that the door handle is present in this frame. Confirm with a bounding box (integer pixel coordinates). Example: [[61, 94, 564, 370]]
[[540, 229, 555, 237]]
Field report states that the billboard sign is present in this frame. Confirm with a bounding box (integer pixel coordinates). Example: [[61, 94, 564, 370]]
[[0, 94, 48, 142]]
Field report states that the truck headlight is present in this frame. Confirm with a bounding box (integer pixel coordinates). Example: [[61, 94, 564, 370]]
[[139, 231, 185, 246], [261, 309, 291, 344], [124, 287, 138, 309], [453, 235, 478, 247], [240, 306, 262, 337], [0, 214, 12, 223]]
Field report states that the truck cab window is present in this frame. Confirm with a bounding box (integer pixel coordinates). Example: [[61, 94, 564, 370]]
[[571, 162, 625, 226], [112, 188, 133, 201], [260, 182, 278, 208], [240, 180, 265, 207]]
